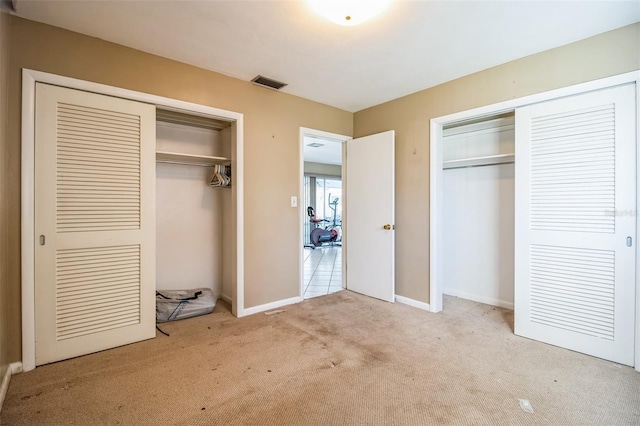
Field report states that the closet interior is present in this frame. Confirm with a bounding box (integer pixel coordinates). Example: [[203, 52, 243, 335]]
[[442, 113, 515, 309], [155, 109, 234, 306]]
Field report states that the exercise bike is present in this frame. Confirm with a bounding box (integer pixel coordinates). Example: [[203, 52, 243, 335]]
[[307, 196, 341, 248]]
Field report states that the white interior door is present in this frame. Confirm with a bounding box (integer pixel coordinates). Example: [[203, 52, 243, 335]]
[[35, 83, 156, 365], [345, 131, 395, 302], [514, 84, 636, 366]]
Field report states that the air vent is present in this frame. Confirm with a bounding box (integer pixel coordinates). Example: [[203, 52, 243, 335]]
[[251, 75, 288, 91]]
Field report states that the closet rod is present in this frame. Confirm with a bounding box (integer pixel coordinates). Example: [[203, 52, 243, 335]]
[[156, 159, 216, 168], [443, 160, 514, 170], [443, 153, 515, 170]]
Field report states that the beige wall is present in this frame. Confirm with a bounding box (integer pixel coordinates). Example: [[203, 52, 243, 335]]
[[3, 16, 353, 364], [354, 23, 640, 303], [3, 15, 639, 368], [304, 162, 342, 177], [0, 4, 11, 384]]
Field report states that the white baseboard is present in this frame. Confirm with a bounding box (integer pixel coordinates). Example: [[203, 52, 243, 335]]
[[242, 296, 302, 317], [0, 362, 22, 414], [395, 295, 431, 311], [0, 365, 10, 414], [443, 289, 514, 310], [10, 362, 22, 375], [220, 294, 232, 305]]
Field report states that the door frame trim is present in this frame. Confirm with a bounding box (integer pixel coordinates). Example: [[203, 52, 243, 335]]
[[299, 127, 351, 299], [429, 70, 640, 371], [21, 69, 245, 371]]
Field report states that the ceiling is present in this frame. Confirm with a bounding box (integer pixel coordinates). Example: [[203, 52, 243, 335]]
[[303, 135, 343, 165], [13, 1, 640, 112]]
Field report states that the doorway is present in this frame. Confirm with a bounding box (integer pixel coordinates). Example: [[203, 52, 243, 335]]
[[303, 175, 342, 298], [299, 127, 396, 303], [299, 128, 350, 299]]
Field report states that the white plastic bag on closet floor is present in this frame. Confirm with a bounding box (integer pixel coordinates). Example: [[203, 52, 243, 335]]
[[156, 288, 216, 323]]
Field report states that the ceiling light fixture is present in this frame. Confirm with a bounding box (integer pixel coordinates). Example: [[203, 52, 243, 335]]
[[308, 0, 392, 26]]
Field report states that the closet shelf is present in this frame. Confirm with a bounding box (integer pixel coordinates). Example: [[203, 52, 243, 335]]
[[443, 153, 514, 170], [156, 151, 230, 167]]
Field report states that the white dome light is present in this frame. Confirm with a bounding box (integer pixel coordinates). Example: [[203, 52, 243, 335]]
[[308, 0, 392, 26]]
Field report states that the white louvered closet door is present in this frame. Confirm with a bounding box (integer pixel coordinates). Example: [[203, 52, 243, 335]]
[[35, 83, 156, 365], [514, 84, 636, 366]]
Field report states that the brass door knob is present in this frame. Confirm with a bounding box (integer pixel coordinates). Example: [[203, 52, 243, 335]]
[[383, 224, 392, 230]]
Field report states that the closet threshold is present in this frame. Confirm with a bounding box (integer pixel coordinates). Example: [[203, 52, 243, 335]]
[[156, 151, 229, 167], [443, 153, 514, 170]]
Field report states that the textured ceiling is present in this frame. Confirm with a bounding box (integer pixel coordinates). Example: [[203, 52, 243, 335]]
[[13, 0, 640, 112]]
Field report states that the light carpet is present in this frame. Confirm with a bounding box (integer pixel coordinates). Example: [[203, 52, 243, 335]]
[[1, 291, 639, 425]]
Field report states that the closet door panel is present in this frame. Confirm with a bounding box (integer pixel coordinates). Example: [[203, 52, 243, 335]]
[[35, 83, 156, 366], [514, 84, 636, 366]]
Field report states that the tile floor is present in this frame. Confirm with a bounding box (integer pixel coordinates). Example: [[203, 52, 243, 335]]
[[303, 246, 343, 299]]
